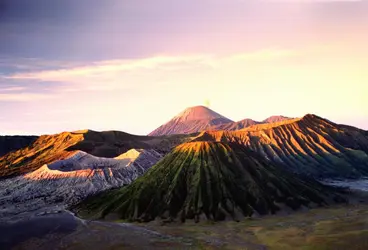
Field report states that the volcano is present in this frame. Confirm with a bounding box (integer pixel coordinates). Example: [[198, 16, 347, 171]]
[[148, 106, 233, 136], [76, 141, 341, 222]]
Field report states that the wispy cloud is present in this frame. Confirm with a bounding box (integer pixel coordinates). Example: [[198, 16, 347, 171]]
[[7, 55, 211, 80], [0, 93, 51, 102], [0, 86, 27, 92], [5, 49, 296, 92], [264, 0, 362, 2], [0, 57, 86, 73]]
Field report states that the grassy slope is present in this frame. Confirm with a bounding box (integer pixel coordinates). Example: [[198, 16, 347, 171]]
[[75, 141, 342, 222]]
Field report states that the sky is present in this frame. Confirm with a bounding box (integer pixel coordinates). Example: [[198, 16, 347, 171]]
[[0, 0, 367, 135]]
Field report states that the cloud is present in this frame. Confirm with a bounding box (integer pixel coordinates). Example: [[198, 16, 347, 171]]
[[0, 57, 86, 73], [5, 49, 296, 93], [7, 55, 211, 80], [0, 86, 27, 92], [0, 93, 51, 102], [263, 0, 361, 2]]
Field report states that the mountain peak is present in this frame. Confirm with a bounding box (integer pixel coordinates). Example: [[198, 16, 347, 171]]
[[302, 113, 321, 120], [262, 115, 292, 123], [149, 106, 232, 136], [173, 105, 230, 122]]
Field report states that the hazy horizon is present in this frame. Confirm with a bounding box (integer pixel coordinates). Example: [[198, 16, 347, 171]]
[[1, 0, 367, 135]]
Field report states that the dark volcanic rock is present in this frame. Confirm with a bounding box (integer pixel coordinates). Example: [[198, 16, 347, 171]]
[[0, 135, 38, 157]]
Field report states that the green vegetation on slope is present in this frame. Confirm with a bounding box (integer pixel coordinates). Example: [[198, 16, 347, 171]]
[[75, 141, 343, 222]]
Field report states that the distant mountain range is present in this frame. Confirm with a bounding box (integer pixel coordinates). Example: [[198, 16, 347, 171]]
[[0, 105, 366, 223], [1, 108, 367, 180], [149, 106, 291, 136]]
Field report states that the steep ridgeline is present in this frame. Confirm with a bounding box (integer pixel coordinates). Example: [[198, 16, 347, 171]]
[[149, 105, 293, 135], [0, 149, 163, 219], [26, 149, 162, 184], [0, 130, 192, 178], [210, 116, 292, 132], [75, 141, 342, 223], [149, 106, 233, 136], [0, 135, 38, 157], [262, 115, 291, 123], [193, 115, 368, 178], [210, 118, 260, 131]]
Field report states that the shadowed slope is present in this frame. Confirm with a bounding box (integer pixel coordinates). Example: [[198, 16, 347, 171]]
[[149, 106, 233, 136], [193, 114, 368, 178], [0, 130, 192, 178], [0, 136, 38, 157], [76, 141, 341, 222]]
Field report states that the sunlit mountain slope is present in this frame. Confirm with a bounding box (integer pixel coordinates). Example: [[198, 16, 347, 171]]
[[193, 115, 368, 178], [0, 130, 191, 178], [149, 106, 233, 136]]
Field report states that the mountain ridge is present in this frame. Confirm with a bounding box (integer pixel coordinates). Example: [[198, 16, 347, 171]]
[[0, 130, 193, 178], [1, 111, 367, 179], [149, 106, 293, 135], [262, 115, 292, 123], [192, 114, 368, 178]]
